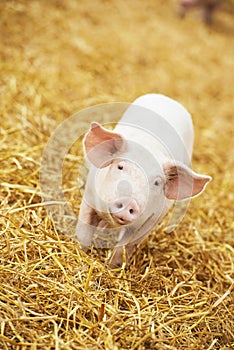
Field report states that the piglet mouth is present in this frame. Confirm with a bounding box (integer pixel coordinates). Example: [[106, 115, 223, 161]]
[[111, 214, 131, 225]]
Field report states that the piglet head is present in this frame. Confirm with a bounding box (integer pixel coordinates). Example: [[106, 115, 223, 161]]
[[82, 122, 211, 228]]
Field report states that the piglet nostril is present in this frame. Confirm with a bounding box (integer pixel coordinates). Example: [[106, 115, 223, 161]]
[[129, 208, 134, 215]]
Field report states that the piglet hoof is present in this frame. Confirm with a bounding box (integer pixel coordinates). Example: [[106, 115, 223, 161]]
[[109, 244, 137, 268], [109, 247, 126, 268], [78, 243, 89, 253]]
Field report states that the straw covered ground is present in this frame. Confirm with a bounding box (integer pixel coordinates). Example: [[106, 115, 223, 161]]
[[0, 0, 234, 349]]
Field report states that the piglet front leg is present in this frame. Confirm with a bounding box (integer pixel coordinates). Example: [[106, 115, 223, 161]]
[[75, 201, 97, 249], [109, 227, 137, 267], [76, 202, 114, 250]]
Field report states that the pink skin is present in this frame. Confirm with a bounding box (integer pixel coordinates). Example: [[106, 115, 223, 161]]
[[76, 94, 212, 267]]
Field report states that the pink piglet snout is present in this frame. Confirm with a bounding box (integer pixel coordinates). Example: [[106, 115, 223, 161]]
[[109, 197, 140, 225]]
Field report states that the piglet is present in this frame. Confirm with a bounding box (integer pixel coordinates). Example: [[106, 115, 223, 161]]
[[76, 94, 211, 267], [178, 0, 220, 24]]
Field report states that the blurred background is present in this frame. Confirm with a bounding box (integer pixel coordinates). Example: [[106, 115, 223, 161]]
[[1, 0, 233, 115]]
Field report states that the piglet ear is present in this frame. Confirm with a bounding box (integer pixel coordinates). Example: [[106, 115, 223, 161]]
[[83, 122, 126, 168], [163, 161, 212, 200]]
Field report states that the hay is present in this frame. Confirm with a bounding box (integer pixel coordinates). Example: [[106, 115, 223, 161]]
[[0, 0, 234, 349]]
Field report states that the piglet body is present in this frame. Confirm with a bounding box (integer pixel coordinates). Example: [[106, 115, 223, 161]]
[[76, 94, 211, 266]]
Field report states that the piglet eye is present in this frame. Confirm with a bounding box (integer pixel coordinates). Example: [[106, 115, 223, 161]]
[[117, 161, 126, 171], [154, 176, 162, 186]]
